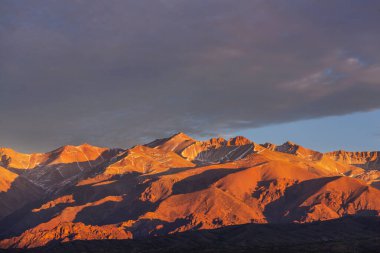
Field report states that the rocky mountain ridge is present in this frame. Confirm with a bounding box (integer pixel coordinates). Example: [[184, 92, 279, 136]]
[[0, 133, 379, 249]]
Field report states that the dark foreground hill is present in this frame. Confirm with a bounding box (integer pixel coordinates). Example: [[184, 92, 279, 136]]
[[2, 216, 380, 253]]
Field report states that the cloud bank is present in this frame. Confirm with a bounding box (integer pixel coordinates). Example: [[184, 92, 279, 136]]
[[1, 0, 380, 151]]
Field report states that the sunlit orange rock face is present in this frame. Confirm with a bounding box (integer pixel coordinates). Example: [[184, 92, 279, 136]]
[[1, 133, 380, 249], [325, 150, 380, 170], [324, 151, 380, 189]]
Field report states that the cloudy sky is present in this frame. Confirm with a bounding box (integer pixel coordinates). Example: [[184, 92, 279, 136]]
[[1, 0, 380, 152]]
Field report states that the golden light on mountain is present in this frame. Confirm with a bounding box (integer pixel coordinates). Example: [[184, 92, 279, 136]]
[[0, 133, 379, 250]]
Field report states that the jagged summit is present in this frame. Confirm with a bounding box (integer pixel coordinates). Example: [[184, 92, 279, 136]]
[[208, 137, 227, 145], [261, 142, 276, 150], [147, 133, 259, 164], [227, 136, 252, 146], [283, 140, 297, 146]]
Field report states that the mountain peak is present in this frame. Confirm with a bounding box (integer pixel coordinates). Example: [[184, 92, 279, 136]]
[[283, 141, 297, 146], [78, 143, 96, 148], [208, 137, 227, 146], [49, 143, 108, 155], [227, 136, 252, 146], [261, 142, 276, 150], [146, 132, 196, 153], [170, 132, 192, 139]]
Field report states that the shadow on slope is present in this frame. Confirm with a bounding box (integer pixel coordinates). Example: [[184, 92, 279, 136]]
[[73, 173, 159, 225], [172, 167, 248, 195], [0, 176, 43, 221], [263, 176, 340, 222], [75, 167, 249, 226]]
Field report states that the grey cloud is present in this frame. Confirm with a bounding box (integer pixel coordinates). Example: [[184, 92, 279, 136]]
[[1, 0, 380, 152]]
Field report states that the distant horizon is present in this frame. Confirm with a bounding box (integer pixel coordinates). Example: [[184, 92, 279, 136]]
[[3, 108, 379, 154]]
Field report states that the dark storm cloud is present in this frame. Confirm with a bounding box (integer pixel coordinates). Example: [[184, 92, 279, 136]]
[[1, 0, 380, 152]]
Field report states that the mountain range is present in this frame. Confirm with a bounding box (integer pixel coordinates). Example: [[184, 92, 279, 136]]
[[0, 133, 379, 251]]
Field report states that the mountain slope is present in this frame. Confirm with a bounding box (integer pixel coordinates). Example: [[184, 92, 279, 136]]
[[0, 166, 43, 219], [0, 144, 121, 219], [0, 144, 121, 192]]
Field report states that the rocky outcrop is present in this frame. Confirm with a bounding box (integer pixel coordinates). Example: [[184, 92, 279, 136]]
[[325, 150, 380, 170]]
